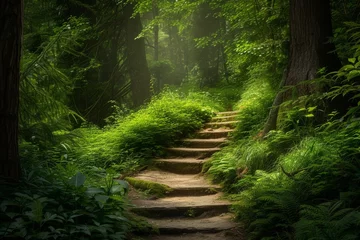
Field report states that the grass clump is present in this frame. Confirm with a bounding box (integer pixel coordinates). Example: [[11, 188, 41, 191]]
[[233, 78, 275, 138]]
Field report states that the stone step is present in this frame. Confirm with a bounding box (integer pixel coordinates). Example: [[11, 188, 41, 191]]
[[131, 170, 220, 196], [166, 147, 220, 158], [216, 110, 240, 116], [144, 214, 237, 234], [195, 129, 235, 139], [154, 158, 206, 174], [181, 138, 228, 148], [131, 194, 230, 218], [146, 231, 242, 240], [204, 121, 239, 129], [211, 115, 237, 122]]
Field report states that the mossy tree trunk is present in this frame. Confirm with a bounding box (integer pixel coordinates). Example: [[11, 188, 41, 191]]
[[0, 0, 23, 182], [263, 0, 341, 135]]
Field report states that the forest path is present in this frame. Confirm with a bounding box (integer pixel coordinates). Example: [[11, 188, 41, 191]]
[[129, 111, 245, 240]]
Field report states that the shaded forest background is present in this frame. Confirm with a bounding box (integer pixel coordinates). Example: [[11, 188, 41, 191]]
[[1, 0, 360, 239]]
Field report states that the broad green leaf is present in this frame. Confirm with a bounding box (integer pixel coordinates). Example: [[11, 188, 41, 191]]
[[307, 106, 317, 112], [114, 179, 129, 193], [69, 172, 86, 187], [106, 215, 128, 222], [86, 187, 104, 195], [95, 195, 109, 208], [349, 58, 356, 64], [110, 185, 123, 194]]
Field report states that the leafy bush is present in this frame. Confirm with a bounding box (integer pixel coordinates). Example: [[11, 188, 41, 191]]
[[0, 169, 130, 240], [227, 130, 360, 240]]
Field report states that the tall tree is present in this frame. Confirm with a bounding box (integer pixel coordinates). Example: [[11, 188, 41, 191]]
[[124, 3, 151, 107], [0, 0, 23, 181], [193, 2, 221, 87], [263, 0, 341, 134]]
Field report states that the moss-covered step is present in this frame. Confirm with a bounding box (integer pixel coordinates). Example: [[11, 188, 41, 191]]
[[144, 213, 237, 234], [204, 121, 239, 129], [153, 158, 206, 174], [181, 138, 228, 148], [195, 128, 235, 139], [130, 170, 221, 197], [166, 147, 221, 158], [125, 177, 173, 198], [131, 194, 230, 218], [211, 115, 237, 122]]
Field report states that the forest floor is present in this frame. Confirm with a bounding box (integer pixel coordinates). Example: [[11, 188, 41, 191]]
[[128, 111, 246, 240]]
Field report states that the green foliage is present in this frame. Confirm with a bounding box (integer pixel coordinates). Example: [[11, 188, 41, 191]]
[[21, 16, 91, 147], [232, 171, 303, 240], [211, 127, 360, 240], [0, 169, 130, 240], [70, 90, 218, 169], [233, 76, 275, 138], [294, 201, 360, 240]]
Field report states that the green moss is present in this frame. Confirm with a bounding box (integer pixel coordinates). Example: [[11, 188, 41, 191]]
[[125, 177, 173, 198]]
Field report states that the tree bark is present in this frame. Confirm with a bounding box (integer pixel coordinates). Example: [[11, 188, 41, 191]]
[[124, 3, 151, 107], [152, 0, 159, 61], [0, 0, 23, 181], [263, 0, 341, 135], [193, 2, 221, 88]]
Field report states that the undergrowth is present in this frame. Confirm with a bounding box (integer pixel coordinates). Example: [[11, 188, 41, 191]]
[[4, 89, 222, 239], [206, 47, 360, 239], [69, 90, 221, 171]]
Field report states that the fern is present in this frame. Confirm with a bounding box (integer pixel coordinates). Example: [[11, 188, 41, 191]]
[[295, 201, 360, 240], [21, 17, 90, 146]]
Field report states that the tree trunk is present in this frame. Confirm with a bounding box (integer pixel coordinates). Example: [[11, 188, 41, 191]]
[[124, 3, 151, 107], [263, 0, 341, 135], [0, 0, 23, 182], [153, 0, 159, 61], [193, 2, 221, 88]]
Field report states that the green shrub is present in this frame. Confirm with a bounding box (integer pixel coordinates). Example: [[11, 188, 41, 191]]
[[230, 132, 360, 239], [233, 171, 304, 240], [0, 169, 130, 240]]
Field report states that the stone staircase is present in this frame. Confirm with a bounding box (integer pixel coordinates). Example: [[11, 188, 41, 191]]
[[129, 111, 245, 240]]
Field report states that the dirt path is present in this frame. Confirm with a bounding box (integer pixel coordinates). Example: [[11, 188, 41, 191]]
[[128, 111, 245, 240]]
